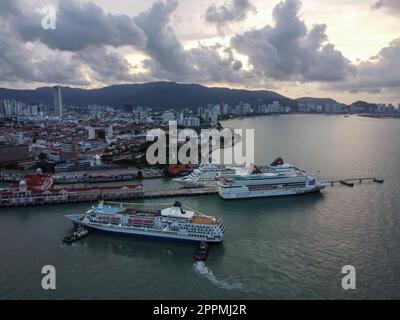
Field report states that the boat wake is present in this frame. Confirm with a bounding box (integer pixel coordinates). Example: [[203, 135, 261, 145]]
[[193, 261, 242, 290]]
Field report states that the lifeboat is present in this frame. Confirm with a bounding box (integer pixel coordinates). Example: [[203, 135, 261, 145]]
[[143, 219, 154, 225]]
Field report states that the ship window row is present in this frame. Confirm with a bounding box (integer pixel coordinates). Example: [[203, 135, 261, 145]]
[[189, 234, 210, 238], [283, 183, 307, 187]]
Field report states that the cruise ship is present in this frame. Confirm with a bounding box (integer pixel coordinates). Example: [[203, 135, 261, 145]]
[[218, 159, 326, 199], [173, 159, 292, 189], [173, 164, 238, 188], [65, 201, 224, 243]]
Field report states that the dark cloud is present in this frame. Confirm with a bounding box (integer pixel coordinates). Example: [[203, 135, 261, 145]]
[[4, 0, 146, 52], [134, 0, 195, 79], [330, 38, 400, 92], [187, 45, 255, 83], [75, 47, 138, 83], [0, 19, 88, 86], [134, 0, 250, 84], [372, 0, 400, 13], [74, 47, 156, 84], [1, 0, 399, 96], [0, 0, 248, 86], [231, 0, 354, 82], [205, 0, 256, 30], [0, 0, 143, 85]]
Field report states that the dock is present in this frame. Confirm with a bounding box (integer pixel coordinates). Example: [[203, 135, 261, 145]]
[[143, 187, 218, 199], [0, 186, 218, 207], [1, 175, 384, 207], [326, 177, 384, 187]]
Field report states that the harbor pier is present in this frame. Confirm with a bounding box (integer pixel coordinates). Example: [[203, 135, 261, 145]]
[[1, 172, 385, 207], [326, 177, 384, 187]]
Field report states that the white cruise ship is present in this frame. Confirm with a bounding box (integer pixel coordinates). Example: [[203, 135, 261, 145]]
[[173, 164, 238, 188], [218, 159, 326, 199], [173, 158, 294, 189], [66, 201, 224, 243]]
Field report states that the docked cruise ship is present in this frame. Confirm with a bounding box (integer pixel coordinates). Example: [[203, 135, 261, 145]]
[[173, 159, 293, 189], [66, 201, 224, 243], [173, 164, 238, 188], [218, 159, 326, 199]]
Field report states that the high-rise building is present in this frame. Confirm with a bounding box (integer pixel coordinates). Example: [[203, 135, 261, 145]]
[[0, 100, 5, 116], [53, 85, 63, 118]]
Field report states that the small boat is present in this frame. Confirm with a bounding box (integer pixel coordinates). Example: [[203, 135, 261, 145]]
[[194, 241, 208, 261], [373, 178, 384, 184], [63, 227, 92, 244]]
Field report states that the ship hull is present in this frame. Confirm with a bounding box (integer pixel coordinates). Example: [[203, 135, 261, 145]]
[[66, 215, 223, 244], [173, 178, 206, 188], [218, 184, 325, 200], [174, 178, 217, 188]]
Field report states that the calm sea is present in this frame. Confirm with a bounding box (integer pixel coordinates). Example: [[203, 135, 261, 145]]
[[0, 115, 399, 299]]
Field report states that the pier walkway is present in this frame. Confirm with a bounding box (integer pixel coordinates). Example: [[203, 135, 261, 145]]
[[325, 177, 384, 187]]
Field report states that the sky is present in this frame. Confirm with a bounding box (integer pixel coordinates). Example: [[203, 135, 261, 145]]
[[0, 0, 399, 104]]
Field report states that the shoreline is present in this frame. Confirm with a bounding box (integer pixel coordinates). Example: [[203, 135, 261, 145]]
[[219, 112, 400, 121]]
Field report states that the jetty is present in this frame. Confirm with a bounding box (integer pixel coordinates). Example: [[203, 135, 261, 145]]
[[326, 177, 384, 187]]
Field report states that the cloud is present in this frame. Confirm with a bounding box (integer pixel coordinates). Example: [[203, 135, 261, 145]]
[[205, 0, 256, 30], [134, 0, 195, 79], [0, 0, 249, 86], [330, 38, 400, 92], [0, 0, 151, 85], [187, 45, 256, 83], [4, 0, 146, 52], [1, 0, 398, 97], [0, 18, 88, 86], [134, 0, 250, 84], [372, 0, 400, 13], [74, 47, 152, 83], [231, 0, 354, 82]]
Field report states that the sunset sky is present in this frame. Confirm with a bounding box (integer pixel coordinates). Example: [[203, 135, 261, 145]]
[[1, 0, 399, 104]]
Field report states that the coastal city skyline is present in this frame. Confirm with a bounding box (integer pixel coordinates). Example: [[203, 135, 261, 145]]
[[1, 0, 400, 105]]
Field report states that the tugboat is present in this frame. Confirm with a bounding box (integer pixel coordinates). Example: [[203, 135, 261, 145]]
[[194, 241, 208, 261], [63, 226, 92, 244]]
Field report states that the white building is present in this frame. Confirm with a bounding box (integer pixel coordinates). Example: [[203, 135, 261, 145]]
[[179, 117, 200, 127], [162, 110, 176, 123], [267, 101, 283, 113]]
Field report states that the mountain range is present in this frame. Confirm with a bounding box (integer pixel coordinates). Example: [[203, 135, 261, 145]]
[[0, 82, 334, 110]]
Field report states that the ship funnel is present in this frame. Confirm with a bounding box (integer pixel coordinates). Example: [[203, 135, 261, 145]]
[[173, 201, 185, 214], [173, 201, 182, 207], [271, 157, 284, 166]]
